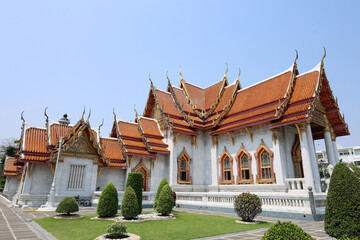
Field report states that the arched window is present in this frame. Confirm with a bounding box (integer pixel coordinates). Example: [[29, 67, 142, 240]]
[[255, 140, 276, 184], [236, 144, 253, 184], [177, 148, 192, 184], [219, 147, 234, 185], [133, 160, 150, 191]]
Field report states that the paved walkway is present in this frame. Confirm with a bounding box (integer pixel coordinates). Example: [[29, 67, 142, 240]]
[[0, 195, 333, 240], [0, 197, 40, 240]]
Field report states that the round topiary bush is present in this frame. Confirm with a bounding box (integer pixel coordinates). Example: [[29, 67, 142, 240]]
[[262, 221, 314, 240], [56, 197, 79, 215], [156, 184, 174, 216], [234, 192, 262, 222], [126, 173, 143, 214], [97, 182, 119, 218], [324, 162, 360, 239], [154, 177, 169, 209], [107, 222, 127, 239], [121, 186, 139, 220]]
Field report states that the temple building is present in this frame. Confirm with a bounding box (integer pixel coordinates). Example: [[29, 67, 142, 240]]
[[2, 53, 350, 220]]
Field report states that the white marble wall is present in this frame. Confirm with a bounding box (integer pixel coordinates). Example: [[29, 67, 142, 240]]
[[96, 168, 126, 191], [3, 176, 19, 195], [28, 164, 53, 194]]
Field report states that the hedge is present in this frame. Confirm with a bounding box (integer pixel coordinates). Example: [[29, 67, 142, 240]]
[[55, 197, 79, 215], [154, 177, 169, 209], [97, 182, 119, 218], [156, 184, 174, 216], [262, 221, 314, 240], [126, 173, 143, 214], [121, 186, 139, 220]]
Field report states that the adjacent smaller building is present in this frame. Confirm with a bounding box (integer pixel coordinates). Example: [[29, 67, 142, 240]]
[[317, 145, 360, 166]]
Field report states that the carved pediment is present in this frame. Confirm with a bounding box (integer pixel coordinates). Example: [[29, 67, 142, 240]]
[[64, 132, 97, 156]]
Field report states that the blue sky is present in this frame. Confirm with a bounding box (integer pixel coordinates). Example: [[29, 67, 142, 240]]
[[1, 1, 359, 149]]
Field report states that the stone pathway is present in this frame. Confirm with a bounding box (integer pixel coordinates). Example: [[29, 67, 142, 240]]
[[0, 197, 40, 240], [0, 195, 334, 240]]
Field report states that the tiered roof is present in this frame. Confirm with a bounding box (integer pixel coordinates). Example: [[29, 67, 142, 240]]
[[2, 157, 20, 177], [143, 56, 349, 138]]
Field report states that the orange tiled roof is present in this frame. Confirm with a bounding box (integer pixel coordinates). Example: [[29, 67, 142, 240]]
[[3, 158, 18, 175], [139, 118, 164, 138], [24, 128, 48, 154], [23, 155, 49, 162], [107, 162, 127, 168], [50, 124, 73, 145], [101, 138, 124, 161]]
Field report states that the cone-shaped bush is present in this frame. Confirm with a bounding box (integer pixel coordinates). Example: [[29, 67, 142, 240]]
[[121, 186, 139, 220], [324, 162, 360, 239], [56, 197, 79, 215], [262, 221, 314, 240], [126, 173, 143, 214], [97, 182, 119, 218], [156, 184, 174, 216], [154, 178, 169, 209]]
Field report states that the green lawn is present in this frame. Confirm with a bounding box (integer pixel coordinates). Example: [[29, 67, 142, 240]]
[[34, 212, 271, 240]]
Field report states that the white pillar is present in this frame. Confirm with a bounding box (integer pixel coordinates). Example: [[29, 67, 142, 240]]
[[306, 124, 321, 192], [168, 132, 177, 186], [332, 140, 340, 164], [324, 130, 336, 166], [299, 125, 315, 191], [210, 137, 219, 190]]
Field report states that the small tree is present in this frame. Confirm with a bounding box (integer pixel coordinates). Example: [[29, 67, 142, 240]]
[[234, 192, 262, 222], [262, 221, 314, 240], [107, 222, 127, 239], [97, 182, 119, 218], [154, 177, 169, 209], [56, 197, 79, 215], [121, 186, 139, 220], [325, 162, 360, 239], [156, 184, 174, 216], [126, 173, 143, 214]]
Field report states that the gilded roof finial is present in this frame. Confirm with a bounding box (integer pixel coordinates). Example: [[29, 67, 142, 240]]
[[21, 111, 25, 124], [179, 66, 184, 81], [81, 106, 85, 121], [295, 49, 298, 62], [134, 105, 139, 120], [113, 107, 116, 120], [148, 72, 153, 87], [86, 109, 91, 123], [44, 107, 49, 122], [321, 47, 326, 67], [224, 63, 228, 78], [98, 118, 104, 133]]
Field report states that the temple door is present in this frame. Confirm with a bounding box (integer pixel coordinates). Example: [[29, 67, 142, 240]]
[[291, 135, 304, 178], [136, 167, 148, 191]]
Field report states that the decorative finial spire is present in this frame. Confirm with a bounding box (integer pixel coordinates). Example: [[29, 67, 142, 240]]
[[321, 47, 326, 67], [44, 107, 49, 121], [81, 106, 85, 121], [224, 63, 228, 78], [113, 107, 116, 120], [86, 109, 91, 123], [295, 49, 298, 62], [134, 105, 139, 120], [21, 111, 25, 124], [98, 118, 104, 132], [179, 66, 184, 81], [236, 68, 242, 89]]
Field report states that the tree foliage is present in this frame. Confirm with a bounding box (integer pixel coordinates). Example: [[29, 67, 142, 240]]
[[155, 184, 174, 216], [56, 197, 79, 215], [262, 221, 314, 240], [154, 177, 169, 209], [324, 162, 360, 239], [97, 182, 119, 218], [234, 192, 262, 222], [126, 173, 143, 214], [121, 186, 139, 220]]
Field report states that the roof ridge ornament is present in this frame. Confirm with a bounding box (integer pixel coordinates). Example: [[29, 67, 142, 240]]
[[321, 47, 326, 68], [236, 67, 242, 89], [81, 106, 85, 121], [44, 107, 49, 122], [224, 63, 228, 78], [98, 118, 104, 132], [21, 111, 25, 125], [179, 66, 184, 81], [113, 107, 117, 120], [86, 109, 91, 124], [134, 105, 139, 120]]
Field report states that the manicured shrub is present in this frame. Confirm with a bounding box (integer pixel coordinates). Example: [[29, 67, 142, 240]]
[[156, 184, 174, 216], [234, 192, 262, 222], [97, 182, 119, 218], [55, 197, 79, 215], [121, 186, 139, 219], [262, 221, 314, 240], [107, 222, 127, 239], [324, 162, 360, 239], [154, 177, 169, 209], [126, 173, 143, 214]]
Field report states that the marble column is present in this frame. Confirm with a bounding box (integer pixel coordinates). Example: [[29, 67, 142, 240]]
[[306, 124, 322, 192], [324, 130, 336, 166], [299, 124, 315, 191], [210, 136, 219, 190], [332, 138, 340, 164]]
